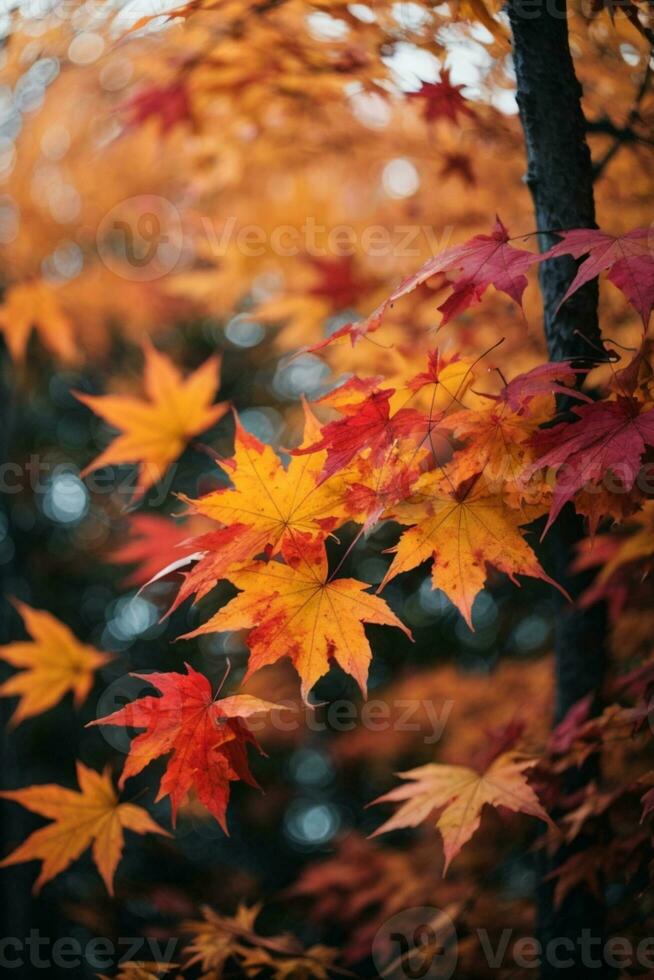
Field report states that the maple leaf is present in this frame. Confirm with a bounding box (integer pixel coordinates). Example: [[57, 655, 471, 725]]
[[76, 344, 228, 499], [371, 752, 554, 873], [0, 280, 77, 363], [310, 217, 540, 348], [0, 600, 112, 725], [584, 501, 654, 585], [405, 349, 474, 401], [294, 388, 425, 480], [184, 903, 340, 980], [444, 362, 588, 491], [544, 227, 654, 326], [0, 762, 169, 893], [90, 665, 280, 828], [175, 406, 348, 607], [109, 513, 211, 588], [496, 362, 590, 412], [378, 473, 560, 629], [306, 254, 376, 310], [406, 70, 475, 124], [439, 151, 476, 186], [181, 543, 411, 699], [184, 903, 261, 977], [524, 397, 654, 534], [546, 847, 604, 909], [122, 80, 193, 133]]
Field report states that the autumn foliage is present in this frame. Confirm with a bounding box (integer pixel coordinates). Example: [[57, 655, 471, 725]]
[[0, 0, 653, 976]]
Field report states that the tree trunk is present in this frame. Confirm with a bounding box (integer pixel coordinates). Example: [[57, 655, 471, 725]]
[[506, 1, 609, 976], [0, 350, 35, 979]]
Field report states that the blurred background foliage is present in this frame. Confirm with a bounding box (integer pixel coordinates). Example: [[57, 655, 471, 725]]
[[0, 0, 651, 975]]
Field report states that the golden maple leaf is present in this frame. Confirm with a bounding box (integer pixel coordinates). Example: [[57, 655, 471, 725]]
[[183, 903, 341, 980], [372, 752, 554, 873], [0, 280, 77, 363], [183, 904, 261, 977], [181, 403, 347, 559], [182, 543, 411, 699], [379, 472, 560, 629], [0, 600, 112, 725], [0, 762, 170, 893], [76, 344, 228, 499]]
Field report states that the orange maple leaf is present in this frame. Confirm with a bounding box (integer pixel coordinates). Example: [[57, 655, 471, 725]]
[[378, 473, 561, 629], [372, 752, 554, 873], [182, 543, 411, 699], [0, 600, 112, 725], [0, 280, 77, 363], [175, 405, 348, 608], [0, 762, 169, 893], [76, 344, 228, 499], [90, 665, 281, 828]]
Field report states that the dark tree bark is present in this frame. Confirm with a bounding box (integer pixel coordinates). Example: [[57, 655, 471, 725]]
[[506, 1, 609, 976], [0, 350, 34, 980]]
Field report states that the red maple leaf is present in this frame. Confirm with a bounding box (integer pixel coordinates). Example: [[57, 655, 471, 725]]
[[90, 665, 279, 829], [407, 71, 475, 124], [545, 227, 654, 326], [109, 514, 205, 588], [310, 217, 540, 349], [525, 397, 654, 533], [496, 362, 590, 411], [122, 80, 193, 134], [294, 388, 425, 479], [307, 255, 375, 310]]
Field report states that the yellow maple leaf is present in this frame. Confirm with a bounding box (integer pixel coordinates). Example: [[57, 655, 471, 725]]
[[0, 762, 170, 893], [176, 403, 348, 597], [372, 752, 554, 873], [76, 344, 228, 499], [0, 600, 112, 725], [445, 399, 549, 493], [379, 473, 560, 629], [0, 280, 77, 363], [182, 543, 411, 699], [184, 903, 339, 980]]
